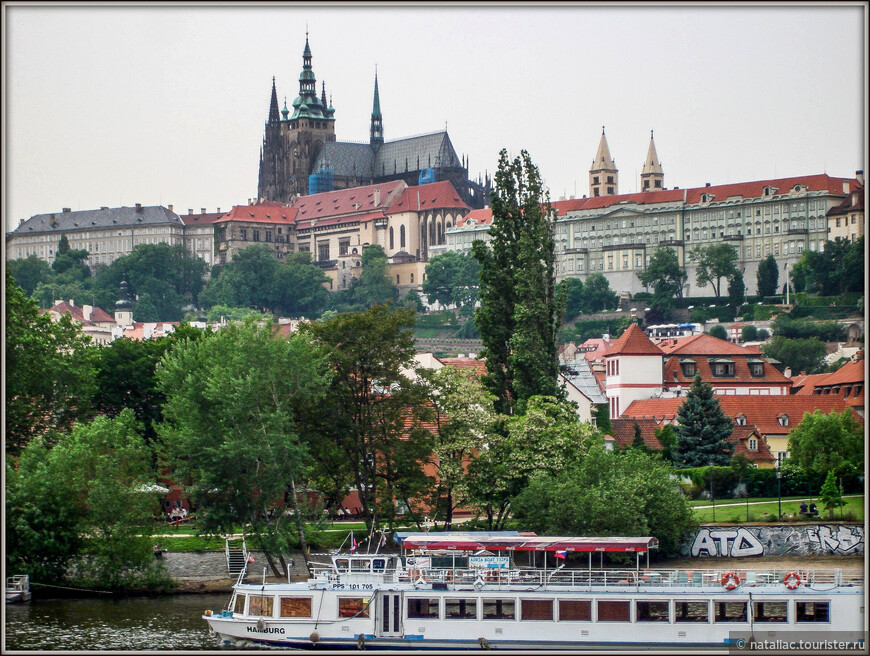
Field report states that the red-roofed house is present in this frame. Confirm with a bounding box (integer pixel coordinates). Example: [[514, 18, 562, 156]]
[[793, 357, 865, 416], [827, 175, 864, 243], [180, 208, 225, 268], [441, 207, 493, 255], [215, 201, 297, 264], [622, 395, 854, 466], [604, 323, 663, 418], [42, 299, 117, 345]]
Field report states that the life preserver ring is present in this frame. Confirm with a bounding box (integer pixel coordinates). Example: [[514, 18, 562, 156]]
[[783, 571, 801, 590], [721, 571, 740, 590]]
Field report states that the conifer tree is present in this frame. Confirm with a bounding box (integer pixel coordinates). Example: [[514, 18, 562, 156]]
[[818, 470, 846, 519], [472, 149, 564, 415], [674, 374, 734, 467]]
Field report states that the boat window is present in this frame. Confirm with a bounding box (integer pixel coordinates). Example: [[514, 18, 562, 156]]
[[280, 597, 312, 618], [445, 598, 478, 619], [753, 601, 787, 623], [334, 558, 350, 572], [675, 601, 709, 622], [521, 599, 553, 621], [597, 600, 630, 622], [338, 597, 370, 618], [796, 602, 830, 622], [248, 595, 274, 617], [636, 601, 669, 622], [372, 558, 386, 572], [715, 602, 747, 622], [559, 599, 592, 621], [351, 559, 370, 572], [483, 599, 516, 619], [407, 597, 440, 619], [233, 593, 247, 614]]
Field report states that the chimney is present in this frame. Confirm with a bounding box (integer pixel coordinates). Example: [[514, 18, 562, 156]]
[[168, 204, 173, 212], [216, 207, 220, 213], [374, 188, 380, 206], [135, 203, 142, 212], [69, 299, 75, 307], [101, 206, 108, 210], [843, 180, 850, 194], [188, 209, 193, 215], [62, 207, 71, 213], [201, 208, 206, 214], [49, 214, 56, 226], [19, 219, 24, 226], [705, 183, 711, 187], [83, 305, 93, 321], [856, 170, 864, 184]]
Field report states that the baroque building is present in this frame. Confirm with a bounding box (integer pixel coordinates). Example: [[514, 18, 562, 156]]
[[257, 35, 489, 209]]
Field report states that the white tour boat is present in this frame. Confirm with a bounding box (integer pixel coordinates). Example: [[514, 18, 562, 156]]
[[6, 575, 32, 604], [203, 534, 864, 650]]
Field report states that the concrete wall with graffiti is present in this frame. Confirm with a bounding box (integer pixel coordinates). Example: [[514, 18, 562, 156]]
[[681, 524, 864, 558]]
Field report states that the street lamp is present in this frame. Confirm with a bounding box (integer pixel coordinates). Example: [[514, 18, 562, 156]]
[[776, 464, 783, 520]]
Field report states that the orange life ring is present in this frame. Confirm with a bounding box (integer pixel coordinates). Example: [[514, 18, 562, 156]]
[[721, 571, 740, 590], [783, 571, 801, 590]]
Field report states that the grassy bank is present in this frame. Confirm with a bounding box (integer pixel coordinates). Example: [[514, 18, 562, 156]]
[[692, 495, 863, 523]]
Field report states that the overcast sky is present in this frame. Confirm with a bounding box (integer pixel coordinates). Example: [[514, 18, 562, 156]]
[[3, 3, 866, 234]]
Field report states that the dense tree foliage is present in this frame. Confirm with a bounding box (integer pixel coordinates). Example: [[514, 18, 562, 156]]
[[761, 335, 827, 375], [771, 314, 846, 342], [6, 271, 97, 455], [422, 251, 481, 316], [8, 255, 53, 295], [511, 445, 696, 558], [326, 245, 400, 314], [581, 273, 620, 313], [689, 243, 739, 299], [818, 470, 847, 519], [790, 237, 864, 295], [756, 255, 779, 297], [787, 409, 863, 479], [158, 319, 329, 577], [741, 325, 758, 342], [674, 374, 734, 467], [728, 271, 745, 308], [301, 305, 431, 530], [637, 247, 687, 319], [472, 149, 564, 415], [707, 324, 728, 340]]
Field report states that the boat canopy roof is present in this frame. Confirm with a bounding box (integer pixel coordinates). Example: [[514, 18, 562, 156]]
[[401, 535, 659, 553]]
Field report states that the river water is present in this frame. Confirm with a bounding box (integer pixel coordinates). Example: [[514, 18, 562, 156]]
[[4, 593, 252, 651]]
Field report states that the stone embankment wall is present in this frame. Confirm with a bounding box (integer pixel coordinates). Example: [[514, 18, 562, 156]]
[[682, 523, 864, 558], [162, 550, 308, 593]]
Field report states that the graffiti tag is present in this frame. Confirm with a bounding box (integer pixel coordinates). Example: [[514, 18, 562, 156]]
[[691, 528, 764, 557], [806, 525, 864, 554]]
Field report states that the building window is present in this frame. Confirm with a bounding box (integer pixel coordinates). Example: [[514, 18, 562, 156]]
[[396, 274, 400, 284], [735, 414, 746, 426], [339, 240, 350, 255], [712, 362, 735, 377], [410, 273, 414, 283], [389, 227, 394, 250], [240, 228, 247, 241], [680, 362, 696, 377], [318, 243, 329, 261], [748, 438, 758, 451], [400, 224, 406, 248], [778, 415, 789, 427], [253, 230, 260, 242], [265, 230, 272, 243]]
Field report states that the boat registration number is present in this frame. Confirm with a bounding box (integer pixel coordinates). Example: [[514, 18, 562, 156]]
[[331, 583, 374, 590]]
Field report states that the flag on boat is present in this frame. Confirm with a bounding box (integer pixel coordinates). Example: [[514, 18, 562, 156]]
[[378, 533, 387, 549], [555, 550, 567, 559], [350, 533, 358, 553]]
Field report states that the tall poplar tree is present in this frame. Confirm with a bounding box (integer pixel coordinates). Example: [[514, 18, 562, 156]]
[[472, 149, 564, 415], [674, 374, 734, 467]]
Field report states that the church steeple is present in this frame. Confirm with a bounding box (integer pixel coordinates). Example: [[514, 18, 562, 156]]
[[589, 126, 619, 197], [290, 31, 328, 120], [268, 76, 279, 124], [640, 129, 664, 192], [370, 67, 384, 150]]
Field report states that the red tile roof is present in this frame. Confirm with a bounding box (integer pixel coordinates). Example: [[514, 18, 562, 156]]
[[439, 357, 487, 374], [385, 181, 470, 215], [662, 355, 791, 387], [43, 301, 115, 325], [729, 426, 775, 464], [605, 323, 663, 356], [622, 395, 854, 435], [180, 211, 225, 225], [659, 333, 751, 356], [293, 180, 406, 221], [815, 359, 865, 387], [607, 418, 662, 450], [215, 202, 296, 225], [455, 208, 493, 227], [295, 210, 388, 231], [827, 180, 864, 216]]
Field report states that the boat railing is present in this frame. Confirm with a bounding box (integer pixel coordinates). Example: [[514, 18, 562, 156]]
[[6, 575, 29, 592], [310, 566, 863, 590]]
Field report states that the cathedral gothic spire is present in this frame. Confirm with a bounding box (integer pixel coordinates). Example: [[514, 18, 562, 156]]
[[640, 129, 664, 192], [370, 67, 384, 150], [589, 126, 619, 197], [268, 76, 280, 124]]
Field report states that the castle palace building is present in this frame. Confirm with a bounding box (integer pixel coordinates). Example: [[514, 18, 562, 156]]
[[257, 35, 489, 210]]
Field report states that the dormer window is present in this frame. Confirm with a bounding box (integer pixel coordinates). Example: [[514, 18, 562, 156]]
[[778, 414, 789, 427], [748, 438, 758, 451], [747, 359, 765, 377], [763, 186, 778, 197], [736, 414, 747, 426], [711, 358, 735, 377], [679, 359, 696, 377]]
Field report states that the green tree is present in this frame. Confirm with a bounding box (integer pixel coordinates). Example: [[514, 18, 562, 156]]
[[348, 244, 400, 310], [8, 255, 54, 296], [728, 271, 745, 308], [655, 424, 677, 463], [787, 409, 863, 479], [198, 244, 280, 312], [638, 247, 687, 319], [158, 319, 330, 577], [511, 445, 696, 558], [5, 271, 97, 454], [472, 149, 564, 415], [761, 336, 827, 375], [301, 305, 431, 531], [273, 251, 330, 317], [818, 470, 846, 519], [422, 251, 481, 317], [581, 273, 619, 313], [204, 304, 270, 323], [708, 324, 728, 340], [465, 396, 599, 529], [674, 374, 734, 467], [756, 255, 779, 297], [741, 325, 758, 342], [421, 366, 496, 528], [837, 237, 864, 293], [558, 277, 585, 319], [51, 234, 92, 281], [690, 243, 739, 299]]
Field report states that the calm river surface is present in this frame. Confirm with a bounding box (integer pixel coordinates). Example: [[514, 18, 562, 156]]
[[4, 593, 258, 652]]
